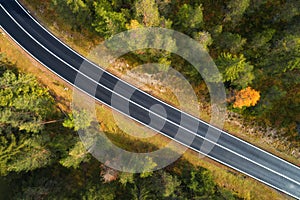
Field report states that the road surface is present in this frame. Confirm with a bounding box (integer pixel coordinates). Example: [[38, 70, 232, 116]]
[[1, 0, 300, 198]]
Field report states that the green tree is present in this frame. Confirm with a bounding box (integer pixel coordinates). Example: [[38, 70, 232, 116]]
[[246, 29, 276, 58], [270, 35, 300, 73], [0, 58, 55, 175], [119, 172, 134, 186], [133, 0, 172, 29], [63, 109, 93, 131], [12, 175, 64, 199], [224, 0, 250, 28], [275, 0, 300, 23], [66, 0, 87, 13], [59, 140, 89, 169], [193, 31, 213, 51], [161, 171, 181, 198], [124, 14, 176, 71], [216, 32, 246, 54], [51, 0, 92, 30], [135, 0, 160, 27], [92, 0, 127, 38], [174, 4, 204, 34], [82, 182, 116, 200], [61, 109, 95, 168], [0, 133, 52, 175], [0, 70, 55, 133], [128, 172, 164, 200], [216, 53, 254, 88], [186, 167, 216, 199]]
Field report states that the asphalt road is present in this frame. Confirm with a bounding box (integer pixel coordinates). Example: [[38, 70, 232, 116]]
[[1, 0, 300, 198]]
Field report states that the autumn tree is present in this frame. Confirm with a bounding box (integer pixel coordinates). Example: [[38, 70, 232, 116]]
[[233, 86, 260, 109]]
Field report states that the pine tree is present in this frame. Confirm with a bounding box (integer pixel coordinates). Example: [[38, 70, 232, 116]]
[[92, 0, 126, 38], [216, 53, 254, 89], [174, 4, 204, 35], [0, 56, 55, 175]]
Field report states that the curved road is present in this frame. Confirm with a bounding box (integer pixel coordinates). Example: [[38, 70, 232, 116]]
[[1, 0, 300, 198]]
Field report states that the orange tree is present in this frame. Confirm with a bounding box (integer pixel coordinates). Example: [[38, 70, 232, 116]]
[[233, 86, 260, 109]]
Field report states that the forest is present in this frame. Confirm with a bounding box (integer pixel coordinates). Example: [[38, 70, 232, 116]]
[[48, 0, 300, 138], [0, 54, 239, 199], [1, 0, 300, 199]]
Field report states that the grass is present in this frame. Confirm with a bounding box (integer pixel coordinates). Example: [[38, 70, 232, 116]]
[[1, 0, 296, 198]]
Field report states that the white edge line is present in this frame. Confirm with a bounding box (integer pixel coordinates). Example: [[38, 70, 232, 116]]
[[13, 0, 300, 172], [1, 24, 299, 199], [2, 4, 299, 187], [7, 0, 300, 198]]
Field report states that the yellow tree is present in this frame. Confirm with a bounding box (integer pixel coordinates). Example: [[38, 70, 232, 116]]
[[233, 87, 260, 108]]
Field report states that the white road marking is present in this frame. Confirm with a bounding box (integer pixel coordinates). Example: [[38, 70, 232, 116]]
[[1, 22, 299, 198], [2, 1, 300, 187], [1, 2, 300, 198], [13, 0, 300, 173]]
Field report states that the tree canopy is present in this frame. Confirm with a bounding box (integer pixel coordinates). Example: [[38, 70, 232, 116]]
[[0, 55, 55, 175], [2, 0, 300, 198]]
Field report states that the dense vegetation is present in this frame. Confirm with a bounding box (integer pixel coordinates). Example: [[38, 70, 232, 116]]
[[0, 55, 239, 199], [50, 0, 300, 141], [1, 0, 299, 198]]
